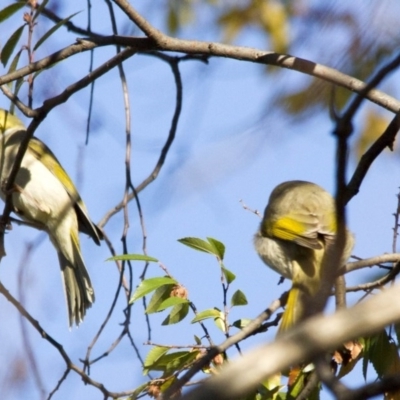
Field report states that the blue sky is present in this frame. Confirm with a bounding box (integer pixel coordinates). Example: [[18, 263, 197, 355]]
[[0, 1, 400, 399]]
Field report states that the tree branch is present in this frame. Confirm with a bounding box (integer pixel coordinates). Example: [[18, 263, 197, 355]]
[[177, 284, 400, 400], [343, 253, 400, 274], [345, 112, 400, 204]]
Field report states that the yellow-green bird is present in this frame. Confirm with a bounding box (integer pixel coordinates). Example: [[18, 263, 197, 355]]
[[254, 180, 354, 334], [0, 109, 102, 327]]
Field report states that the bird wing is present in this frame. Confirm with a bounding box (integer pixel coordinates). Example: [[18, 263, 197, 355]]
[[28, 136, 102, 244], [270, 211, 335, 250]]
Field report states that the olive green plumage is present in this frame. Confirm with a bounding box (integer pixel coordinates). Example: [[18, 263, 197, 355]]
[[254, 180, 354, 334], [0, 109, 102, 326]]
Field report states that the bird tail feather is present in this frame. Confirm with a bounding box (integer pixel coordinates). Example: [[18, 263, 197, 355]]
[[278, 287, 302, 334], [58, 232, 94, 327]]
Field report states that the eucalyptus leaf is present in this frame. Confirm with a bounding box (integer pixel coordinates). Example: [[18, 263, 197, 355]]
[[1, 25, 25, 67], [7, 49, 22, 76], [0, 3, 25, 24], [34, 11, 80, 51]]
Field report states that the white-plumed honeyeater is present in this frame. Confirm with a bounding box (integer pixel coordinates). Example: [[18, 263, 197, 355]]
[[0, 109, 102, 327], [254, 180, 354, 334]]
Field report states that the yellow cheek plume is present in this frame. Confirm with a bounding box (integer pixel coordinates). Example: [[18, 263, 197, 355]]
[[267, 216, 307, 242]]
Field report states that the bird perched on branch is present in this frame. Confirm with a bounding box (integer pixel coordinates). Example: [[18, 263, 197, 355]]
[[0, 109, 102, 327], [254, 180, 354, 334]]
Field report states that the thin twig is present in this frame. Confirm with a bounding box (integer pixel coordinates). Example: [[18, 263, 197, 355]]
[[47, 369, 70, 400], [99, 55, 184, 228], [0, 281, 138, 398], [82, 230, 130, 373], [392, 190, 400, 253], [345, 262, 400, 292]]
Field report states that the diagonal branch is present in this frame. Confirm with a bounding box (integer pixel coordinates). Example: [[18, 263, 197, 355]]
[[0, 281, 114, 397], [177, 284, 400, 400], [0, 38, 154, 87], [345, 112, 400, 204], [112, 0, 163, 38], [338, 51, 400, 132]]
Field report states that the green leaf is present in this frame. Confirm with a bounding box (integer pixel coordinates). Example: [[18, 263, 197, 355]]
[[222, 266, 236, 284], [194, 335, 202, 345], [231, 289, 248, 307], [214, 311, 226, 332], [0, 3, 25, 23], [7, 49, 22, 76], [157, 297, 189, 312], [146, 284, 175, 314], [162, 302, 189, 325], [206, 237, 225, 259], [1, 25, 25, 67], [107, 254, 158, 262], [368, 330, 400, 379], [130, 277, 177, 304], [159, 376, 177, 393], [232, 318, 252, 329], [145, 350, 199, 374], [165, 350, 199, 374], [259, 373, 282, 399], [191, 308, 221, 323], [362, 336, 372, 380], [178, 236, 227, 260], [34, 11, 80, 51], [178, 237, 217, 255], [143, 346, 169, 375], [288, 368, 308, 398]]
